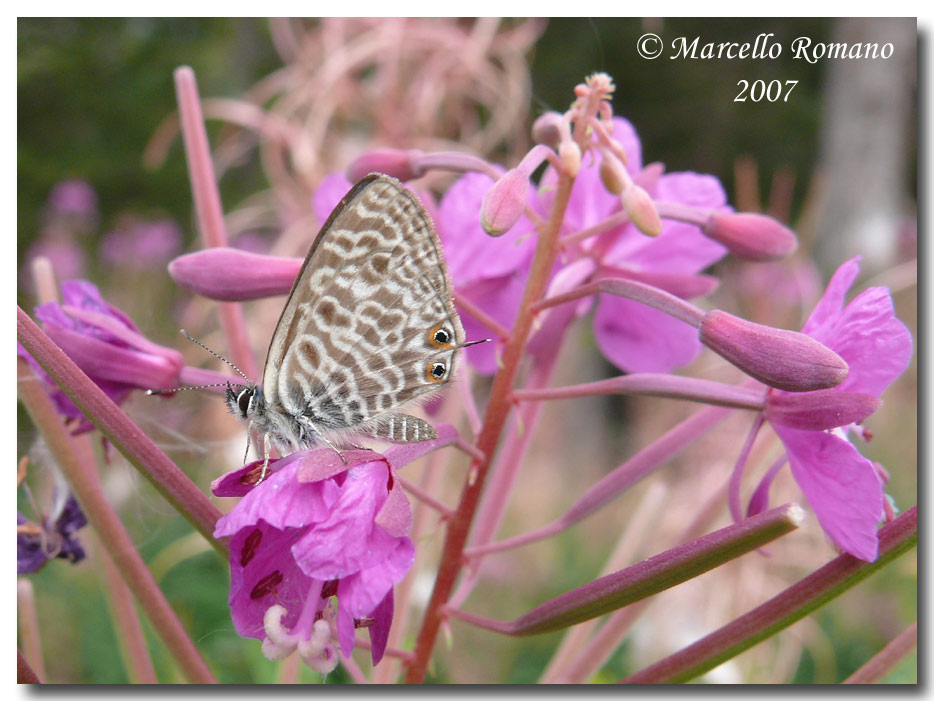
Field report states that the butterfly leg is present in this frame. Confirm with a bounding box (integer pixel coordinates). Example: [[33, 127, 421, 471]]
[[317, 432, 348, 464], [258, 432, 272, 484]]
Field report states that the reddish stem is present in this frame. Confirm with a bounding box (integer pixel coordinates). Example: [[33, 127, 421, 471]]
[[404, 163, 576, 684]]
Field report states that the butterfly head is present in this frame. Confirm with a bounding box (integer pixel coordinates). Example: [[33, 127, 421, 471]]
[[225, 382, 264, 420]]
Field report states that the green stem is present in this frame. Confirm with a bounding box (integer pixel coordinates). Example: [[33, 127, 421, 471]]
[[446, 503, 804, 636], [620, 506, 917, 684], [843, 621, 917, 684]]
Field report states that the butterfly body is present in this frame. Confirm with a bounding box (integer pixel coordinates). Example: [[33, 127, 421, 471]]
[[227, 174, 466, 458]]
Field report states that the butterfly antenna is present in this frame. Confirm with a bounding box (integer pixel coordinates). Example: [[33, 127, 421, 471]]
[[146, 383, 232, 396], [461, 338, 491, 349], [179, 329, 252, 383]]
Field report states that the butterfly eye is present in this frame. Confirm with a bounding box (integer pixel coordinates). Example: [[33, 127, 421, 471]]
[[429, 324, 453, 348], [237, 388, 254, 417], [427, 361, 447, 383]]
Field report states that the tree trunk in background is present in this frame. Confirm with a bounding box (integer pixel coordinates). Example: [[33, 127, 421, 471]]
[[814, 18, 916, 274]]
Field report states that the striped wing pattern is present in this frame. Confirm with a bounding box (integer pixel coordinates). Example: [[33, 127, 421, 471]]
[[262, 174, 465, 440]]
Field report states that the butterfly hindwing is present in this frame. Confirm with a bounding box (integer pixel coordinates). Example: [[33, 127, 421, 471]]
[[262, 174, 464, 439]]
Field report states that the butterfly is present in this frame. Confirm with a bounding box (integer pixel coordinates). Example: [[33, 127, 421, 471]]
[[225, 173, 481, 471]]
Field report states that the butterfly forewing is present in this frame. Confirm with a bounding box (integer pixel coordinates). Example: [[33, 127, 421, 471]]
[[262, 174, 464, 439]]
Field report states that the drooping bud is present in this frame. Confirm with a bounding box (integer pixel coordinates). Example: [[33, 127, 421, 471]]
[[531, 112, 564, 148], [703, 212, 798, 262], [346, 148, 425, 182], [621, 184, 662, 237], [480, 169, 530, 237], [700, 310, 848, 392], [765, 388, 881, 430], [168, 248, 301, 301]]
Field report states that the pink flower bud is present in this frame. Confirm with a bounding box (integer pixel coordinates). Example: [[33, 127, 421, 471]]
[[480, 169, 529, 237], [700, 310, 848, 392], [621, 185, 662, 237], [765, 389, 881, 430], [531, 112, 563, 148], [703, 212, 798, 262], [346, 149, 425, 182], [559, 141, 581, 177], [168, 248, 301, 301], [599, 155, 626, 195]]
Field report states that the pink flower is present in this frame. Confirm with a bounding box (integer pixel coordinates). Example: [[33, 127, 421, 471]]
[[213, 449, 415, 668], [17, 280, 184, 432], [547, 117, 730, 373], [751, 258, 913, 561]]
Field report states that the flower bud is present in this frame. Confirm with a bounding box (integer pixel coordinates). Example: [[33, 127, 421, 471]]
[[700, 310, 848, 392], [599, 155, 626, 195], [621, 185, 662, 237], [168, 248, 301, 301], [480, 169, 529, 237], [765, 389, 881, 430], [703, 212, 798, 262], [559, 141, 581, 177], [531, 112, 563, 148], [346, 148, 424, 182]]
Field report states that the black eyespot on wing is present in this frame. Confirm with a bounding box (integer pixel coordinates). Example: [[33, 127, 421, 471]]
[[428, 324, 454, 348], [427, 361, 447, 383]]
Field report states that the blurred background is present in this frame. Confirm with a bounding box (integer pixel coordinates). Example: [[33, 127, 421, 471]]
[[17, 18, 917, 683]]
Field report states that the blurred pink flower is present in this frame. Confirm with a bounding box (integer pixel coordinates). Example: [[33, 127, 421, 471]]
[[100, 219, 183, 269], [18, 280, 184, 432], [46, 179, 98, 226], [213, 449, 415, 667]]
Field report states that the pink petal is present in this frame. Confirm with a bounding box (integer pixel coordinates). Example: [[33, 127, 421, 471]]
[[296, 450, 383, 483], [375, 473, 413, 538], [226, 523, 314, 640], [337, 539, 415, 618], [292, 463, 398, 579], [808, 286, 913, 397], [367, 589, 394, 666], [593, 294, 702, 373], [774, 424, 883, 561], [213, 458, 337, 537], [803, 257, 861, 332]]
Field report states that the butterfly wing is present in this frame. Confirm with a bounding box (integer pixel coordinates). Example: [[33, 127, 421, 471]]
[[262, 174, 465, 436]]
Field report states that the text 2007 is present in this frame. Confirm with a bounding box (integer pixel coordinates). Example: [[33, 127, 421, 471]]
[[734, 79, 799, 102]]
